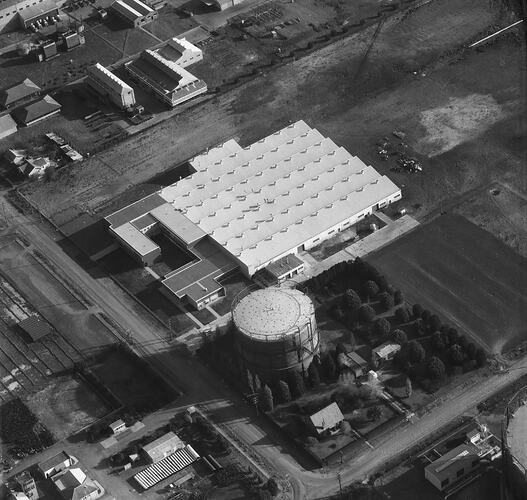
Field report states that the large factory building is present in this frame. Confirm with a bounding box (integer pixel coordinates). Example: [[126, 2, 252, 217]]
[[105, 120, 401, 309]]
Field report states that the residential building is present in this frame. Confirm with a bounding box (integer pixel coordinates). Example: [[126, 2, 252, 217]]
[[109, 419, 126, 434], [110, 0, 156, 27], [18, 156, 53, 178], [13, 95, 61, 126], [86, 63, 136, 109], [52, 468, 104, 500], [372, 342, 401, 365], [309, 402, 344, 436], [0, 114, 17, 139], [142, 431, 185, 463], [156, 37, 203, 68], [425, 443, 480, 491], [125, 49, 207, 107], [106, 121, 401, 309], [0, 78, 40, 109], [38, 451, 72, 478]]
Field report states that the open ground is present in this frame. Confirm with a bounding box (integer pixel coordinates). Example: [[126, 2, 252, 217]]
[[367, 214, 527, 354], [20, 0, 523, 237]]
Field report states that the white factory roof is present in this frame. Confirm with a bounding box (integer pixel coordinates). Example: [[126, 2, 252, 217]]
[[87, 63, 134, 94], [157, 37, 202, 67], [159, 120, 400, 273], [507, 402, 527, 471], [111, 0, 153, 20], [372, 342, 401, 359], [112, 222, 159, 256], [143, 49, 198, 88], [233, 287, 314, 340]]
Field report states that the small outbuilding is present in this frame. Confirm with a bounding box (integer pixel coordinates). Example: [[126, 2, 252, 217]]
[[337, 351, 369, 379], [18, 315, 53, 342], [372, 342, 401, 366], [38, 451, 73, 479]]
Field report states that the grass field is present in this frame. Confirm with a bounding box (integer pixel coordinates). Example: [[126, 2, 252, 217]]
[[367, 214, 527, 354]]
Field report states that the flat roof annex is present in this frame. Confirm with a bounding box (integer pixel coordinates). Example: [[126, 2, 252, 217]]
[[150, 203, 205, 246], [105, 192, 166, 228], [113, 222, 159, 256]]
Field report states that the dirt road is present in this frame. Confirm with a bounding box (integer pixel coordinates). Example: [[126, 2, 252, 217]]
[[5, 193, 527, 499]]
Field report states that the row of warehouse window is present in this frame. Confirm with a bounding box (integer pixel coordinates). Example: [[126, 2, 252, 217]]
[[0, 0, 44, 18]]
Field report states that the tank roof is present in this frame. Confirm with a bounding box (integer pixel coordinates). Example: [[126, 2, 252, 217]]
[[233, 287, 313, 339], [507, 402, 527, 471]]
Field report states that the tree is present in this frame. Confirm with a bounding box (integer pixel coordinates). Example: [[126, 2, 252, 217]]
[[359, 304, 375, 323], [253, 373, 262, 392], [427, 356, 446, 380], [343, 289, 361, 314], [393, 289, 404, 305], [447, 328, 459, 345], [260, 385, 274, 412], [336, 342, 348, 356], [277, 380, 291, 403], [412, 304, 423, 319], [367, 406, 382, 421], [289, 371, 305, 398], [391, 329, 408, 345], [307, 362, 320, 388], [322, 352, 337, 379], [431, 331, 445, 351], [414, 318, 425, 336], [458, 335, 468, 349], [266, 477, 280, 497], [246, 369, 255, 393], [395, 307, 410, 324], [374, 318, 391, 337], [466, 342, 477, 360], [339, 420, 352, 434], [363, 280, 379, 300], [376, 275, 389, 292], [379, 292, 394, 311], [405, 377, 413, 398], [448, 344, 464, 366], [421, 309, 431, 323], [407, 340, 425, 363], [429, 314, 442, 332], [475, 348, 487, 367]]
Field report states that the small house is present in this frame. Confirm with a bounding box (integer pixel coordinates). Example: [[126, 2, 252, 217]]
[[309, 402, 344, 436], [0, 78, 41, 109], [38, 451, 72, 479], [13, 95, 61, 127], [52, 468, 104, 500], [337, 351, 369, 379], [109, 419, 126, 434]]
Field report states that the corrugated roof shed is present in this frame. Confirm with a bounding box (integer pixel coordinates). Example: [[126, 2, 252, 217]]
[[18, 315, 53, 341], [425, 443, 479, 482], [142, 432, 185, 462]]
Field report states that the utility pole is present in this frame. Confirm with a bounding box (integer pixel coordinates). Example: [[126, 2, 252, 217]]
[[337, 471, 343, 498]]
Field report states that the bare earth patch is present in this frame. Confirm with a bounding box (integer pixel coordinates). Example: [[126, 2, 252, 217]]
[[416, 94, 505, 157]]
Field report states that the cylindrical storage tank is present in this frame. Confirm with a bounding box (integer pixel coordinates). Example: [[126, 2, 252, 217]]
[[502, 386, 527, 500], [232, 287, 319, 381]]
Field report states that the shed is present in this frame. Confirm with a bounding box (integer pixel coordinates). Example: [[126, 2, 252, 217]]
[[337, 351, 369, 378], [109, 419, 126, 434], [18, 315, 53, 342], [372, 342, 401, 365]]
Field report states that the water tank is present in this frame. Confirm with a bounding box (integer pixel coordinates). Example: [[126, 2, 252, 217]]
[[232, 287, 319, 381]]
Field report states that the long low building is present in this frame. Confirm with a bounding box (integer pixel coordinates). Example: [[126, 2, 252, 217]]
[[106, 120, 401, 309], [86, 63, 136, 110], [124, 49, 207, 107], [110, 0, 156, 27]]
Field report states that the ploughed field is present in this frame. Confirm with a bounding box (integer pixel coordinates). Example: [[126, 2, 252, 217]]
[[368, 214, 527, 354]]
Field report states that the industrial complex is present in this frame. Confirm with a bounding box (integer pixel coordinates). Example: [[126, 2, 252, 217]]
[[105, 120, 401, 309]]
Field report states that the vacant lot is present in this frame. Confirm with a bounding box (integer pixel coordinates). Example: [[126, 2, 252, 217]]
[[20, 0, 511, 230], [90, 347, 178, 411], [455, 183, 527, 259], [368, 215, 527, 354], [24, 374, 110, 440], [0, 238, 115, 352]]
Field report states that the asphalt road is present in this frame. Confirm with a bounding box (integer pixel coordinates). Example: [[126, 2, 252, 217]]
[[4, 194, 527, 499]]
